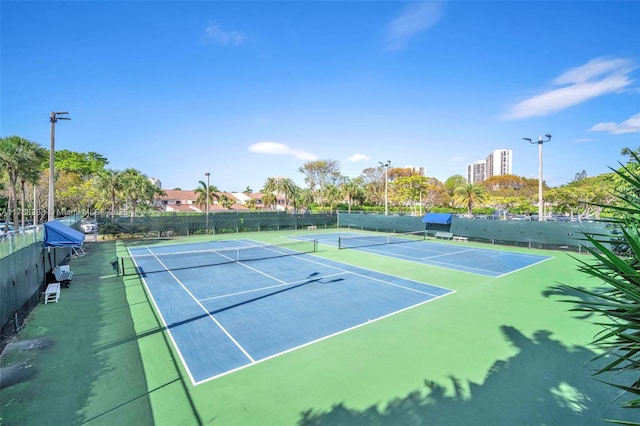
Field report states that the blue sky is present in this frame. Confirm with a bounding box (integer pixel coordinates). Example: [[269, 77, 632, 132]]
[[2, 1, 639, 192]]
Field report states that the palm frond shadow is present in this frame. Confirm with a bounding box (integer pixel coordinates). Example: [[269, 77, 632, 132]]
[[298, 326, 634, 425]]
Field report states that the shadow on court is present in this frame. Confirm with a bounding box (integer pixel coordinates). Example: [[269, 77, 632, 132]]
[[298, 326, 636, 425], [94, 271, 346, 353]]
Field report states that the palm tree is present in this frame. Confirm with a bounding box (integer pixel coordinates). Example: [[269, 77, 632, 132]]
[[95, 169, 123, 217], [453, 183, 486, 217], [194, 180, 219, 211], [341, 178, 363, 213], [19, 167, 45, 228], [0, 136, 44, 229], [322, 184, 342, 213], [219, 194, 235, 209], [278, 178, 299, 213], [262, 177, 300, 212], [119, 168, 161, 218], [261, 193, 277, 210]]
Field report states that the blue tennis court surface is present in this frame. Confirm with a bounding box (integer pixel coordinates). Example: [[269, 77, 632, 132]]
[[296, 232, 552, 277], [128, 240, 452, 384]]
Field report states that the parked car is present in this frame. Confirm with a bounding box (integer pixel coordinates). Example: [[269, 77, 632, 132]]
[[0, 222, 15, 235], [80, 220, 98, 234]]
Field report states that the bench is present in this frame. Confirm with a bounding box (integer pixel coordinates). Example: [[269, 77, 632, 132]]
[[53, 265, 73, 288], [44, 283, 60, 304], [453, 235, 468, 241], [307, 225, 317, 230], [435, 231, 454, 240]]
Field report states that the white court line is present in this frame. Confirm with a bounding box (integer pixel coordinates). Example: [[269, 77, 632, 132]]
[[199, 272, 349, 302], [133, 240, 455, 385], [140, 247, 256, 364], [195, 285, 453, 386]]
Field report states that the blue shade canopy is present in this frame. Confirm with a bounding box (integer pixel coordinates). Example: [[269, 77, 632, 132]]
[[422, 213, 453, 224], [43, 221, 85, 247]]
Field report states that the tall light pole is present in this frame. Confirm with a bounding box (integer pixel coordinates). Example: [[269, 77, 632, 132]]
[[48, 112, 70, 222], [205, 172, 210, 234], [523, 134, 551, 221], [379, 160, 391, 215]]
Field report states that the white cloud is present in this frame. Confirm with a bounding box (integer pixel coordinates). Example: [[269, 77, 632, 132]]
[[348, 154, 371, 162], [203, 25, 247, 46], [384, 2, 443, 51], [248, 142, 318, 160], [501, 57, 636, 120], [591, 113, 640, 134]]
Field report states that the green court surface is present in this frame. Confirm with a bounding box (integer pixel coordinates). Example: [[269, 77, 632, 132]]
[[1, 230, 637, 425]]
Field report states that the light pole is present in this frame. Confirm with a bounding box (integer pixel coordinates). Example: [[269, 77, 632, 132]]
[[205, 172, 210, 234], [523, 134, 551, 221], [48, 112, 70, 222], [379, 160, 391, 215]]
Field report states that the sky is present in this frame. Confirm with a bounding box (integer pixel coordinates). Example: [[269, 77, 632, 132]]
[[1, 1, 639, 192]]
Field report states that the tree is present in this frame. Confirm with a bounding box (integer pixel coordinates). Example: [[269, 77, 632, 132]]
[[278, 178, 299, 213], [481, 174, 538, 198], [298, 159, 341, 201], [573, 170, 588, 182], [219, 194, 235, 209], [95, 169, 123, 217], [391, 175, 430, 216], [444, 175, 466, 196], [361, 166, 386, 206], [262, 177, 300, 212], [453, 183, 486, 217], [294, 188, 315, 212], [194, 180, 220, 211], [321, 184, 342, 213], [341, 177, 364, 213], [423, 178, 450, 211], [119, 168, 163, 218], [545, 174, 616, 220], [261, 193, 277, 210], [0, 136, 45, 229], [561, 151, 640, 422], [52, 149, 109, 177]]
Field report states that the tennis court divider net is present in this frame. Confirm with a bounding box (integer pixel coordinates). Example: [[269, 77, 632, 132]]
[[338, 230, 426, 249], [121, 239, 318, 276]]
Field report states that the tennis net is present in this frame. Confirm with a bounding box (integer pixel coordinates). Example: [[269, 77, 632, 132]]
[[121, 239, 318, 276], [338, 231, 426, 249]]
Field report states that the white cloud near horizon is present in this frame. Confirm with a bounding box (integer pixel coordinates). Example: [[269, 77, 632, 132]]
[[573, 138, 599, 143], [591, 113, 640, 134], [203, 25, 247, 46], [348, 153, 371, 162], [248, 142, 318, 161], [384, 2, 444, 51], [501, 57, 636, 120]]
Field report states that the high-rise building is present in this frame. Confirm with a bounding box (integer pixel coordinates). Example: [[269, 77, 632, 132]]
[[466, 149, 512, 183], [485, 149, 512, 178], [467, 160, 486, 184]]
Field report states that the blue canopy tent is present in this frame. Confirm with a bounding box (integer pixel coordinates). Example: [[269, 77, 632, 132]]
[[421, 213, 453, 225], [43, 221, 86, 257], [422, 213, 453, 233]]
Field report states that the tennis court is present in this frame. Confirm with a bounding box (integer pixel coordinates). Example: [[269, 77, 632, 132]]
[[4, 231, 635, 426], [295, 231, 552, 277], [126, 239, 453, 384]]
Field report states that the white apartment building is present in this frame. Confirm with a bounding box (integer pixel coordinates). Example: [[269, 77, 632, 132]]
[[485, 149, 512, 178], [467, 160, 486, 184], [467, 149, 512, 183]]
